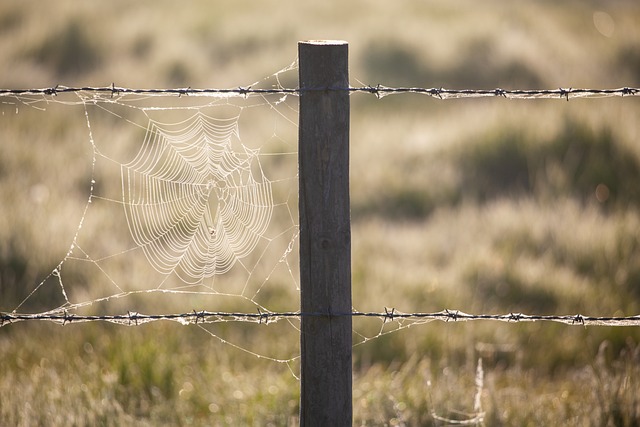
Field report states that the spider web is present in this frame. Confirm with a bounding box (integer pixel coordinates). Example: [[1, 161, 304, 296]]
[[1, 64, 298, 339], [121, 111, 274, 282]]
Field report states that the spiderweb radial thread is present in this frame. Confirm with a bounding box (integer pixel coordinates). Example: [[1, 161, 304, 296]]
[[121, 111, 273, 283]]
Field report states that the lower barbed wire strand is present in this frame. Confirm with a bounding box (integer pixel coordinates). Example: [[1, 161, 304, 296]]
[[2, 309, 640, 327]]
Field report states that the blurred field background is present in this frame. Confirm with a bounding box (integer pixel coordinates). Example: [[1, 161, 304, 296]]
[[2, 0, 640, 425]]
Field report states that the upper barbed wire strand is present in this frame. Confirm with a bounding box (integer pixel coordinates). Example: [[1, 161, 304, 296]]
[[0, 85, 638, 99]]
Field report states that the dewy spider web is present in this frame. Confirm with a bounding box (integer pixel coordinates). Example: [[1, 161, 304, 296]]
[[121, 110, 274, 282], [0, 64, 308, 360]]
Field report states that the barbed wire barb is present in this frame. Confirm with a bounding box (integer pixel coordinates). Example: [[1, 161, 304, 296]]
[[383, 307, 396, 323]]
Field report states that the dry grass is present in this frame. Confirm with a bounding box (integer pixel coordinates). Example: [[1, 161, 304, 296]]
[[1, 0, 640, 425]]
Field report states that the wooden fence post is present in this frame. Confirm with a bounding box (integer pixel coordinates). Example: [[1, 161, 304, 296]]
[[298, 40, 352, 426]]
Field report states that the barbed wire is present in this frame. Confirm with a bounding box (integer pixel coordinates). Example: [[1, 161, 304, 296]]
[[0, 85, 638, 100], [2, 84, 639, 328], [359, 86, 640, 100], [2, 309, 639, 327], [0, 84, 296, 97]]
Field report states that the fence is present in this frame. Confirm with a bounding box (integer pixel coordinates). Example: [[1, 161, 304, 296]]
[[2, 40, 640, 425]]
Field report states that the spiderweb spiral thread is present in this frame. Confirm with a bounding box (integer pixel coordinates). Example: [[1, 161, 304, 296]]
[[122, 112, 274, 283]]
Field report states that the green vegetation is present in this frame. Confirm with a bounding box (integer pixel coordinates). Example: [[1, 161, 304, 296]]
[[2, 0, 640, 425]]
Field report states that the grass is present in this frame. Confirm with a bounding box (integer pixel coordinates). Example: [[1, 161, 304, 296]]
[[2, 0, 640, 425], [2, 323, 638, 426], [0, 323, 300, 426]]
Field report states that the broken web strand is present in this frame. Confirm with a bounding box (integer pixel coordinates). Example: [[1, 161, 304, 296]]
[[350, 308, 439, 350], [196, 323, 301, 380], [10, 95, 100, 314]]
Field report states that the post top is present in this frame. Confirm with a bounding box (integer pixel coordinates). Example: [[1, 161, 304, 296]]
[[300, 40, 348, 46]]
